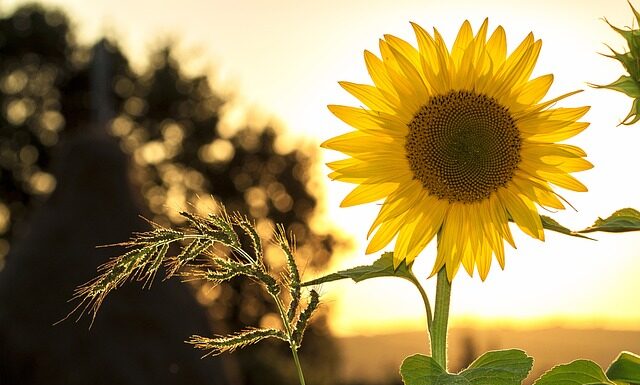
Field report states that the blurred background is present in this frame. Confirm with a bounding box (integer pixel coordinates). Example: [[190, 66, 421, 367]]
[[0, 1, 639, 384]]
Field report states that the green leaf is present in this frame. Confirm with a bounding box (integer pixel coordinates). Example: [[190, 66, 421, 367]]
[[400, 350, 532, 385], [541, 215, 594, 240], [533, 359, 614, 385], [579, 208, 640, 233], [607, 351, 640, 384], [460, 349, 533, 385], [400, 354, 468, 385], [301, 252, 414, 286]]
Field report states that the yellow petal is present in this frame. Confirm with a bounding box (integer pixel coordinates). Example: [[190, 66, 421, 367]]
[[451, 20, 474, 68], [321, 130, 397, 154], [520, 106, 590, 127], [527, 122, 590, 142], [480, 214, 506, 269], [341, 182, 398, 207], [488, 192, 516, 248], [387, 43, 430, 105], [339, 81, 396, 113], [491, 41, 541, 99], [433, 203, 465, 280], [393, 214, 422, 266], [328, 157, 410, 179], [364, 50, 399, 101], [369, 182, 426, 236], [432, 28, 454, 89], [327, 171, 364, 183], [366, 214, 405, 254], [537, 170, 588, 192], [515, 74, 554, 106], [476, 234, 493, 281], [498, 188, 544, 241], [411, 22, 448, 94], [406, 197, 448, 258], [510, 175, 565, 210], [327, 105, 408, 136], [384, 34, 421, 68], [513, 90, 584, 118], [473, 19, 489, 51], [553, 157, 593, 173], [486, 25, 507, 69], [326, 158, 359, 171]]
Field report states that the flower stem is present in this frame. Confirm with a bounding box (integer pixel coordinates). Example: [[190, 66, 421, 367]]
[[431, 267, 452, 370], [290, 346, 306, 385], [407, 274, 433, 334], [273, 296, 307, 385]]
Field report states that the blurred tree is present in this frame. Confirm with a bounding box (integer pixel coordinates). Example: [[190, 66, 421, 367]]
[[0, 3, 340, 385], [0, 4, 70, 258], [0, 5, 230, 385]]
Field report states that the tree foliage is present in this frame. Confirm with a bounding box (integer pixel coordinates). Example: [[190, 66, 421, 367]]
[[0, 4, 341, 384]]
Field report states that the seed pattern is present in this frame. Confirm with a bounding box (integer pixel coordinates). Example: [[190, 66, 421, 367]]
[[405, 90, 521, 203]]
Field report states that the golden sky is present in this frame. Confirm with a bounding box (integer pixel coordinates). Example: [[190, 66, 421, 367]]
[[4, 0, 640, 336]]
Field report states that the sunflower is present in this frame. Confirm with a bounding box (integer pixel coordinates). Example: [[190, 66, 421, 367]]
[[323, 20, 591, 281]]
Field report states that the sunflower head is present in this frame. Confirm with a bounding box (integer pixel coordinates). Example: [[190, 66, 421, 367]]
[[323, 19, 591, 281]]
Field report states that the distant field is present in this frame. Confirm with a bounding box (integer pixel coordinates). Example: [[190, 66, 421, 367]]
[[336, 328, 640, 384]]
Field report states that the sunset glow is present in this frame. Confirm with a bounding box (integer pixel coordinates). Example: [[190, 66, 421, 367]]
[[5, 0, 640, 336]]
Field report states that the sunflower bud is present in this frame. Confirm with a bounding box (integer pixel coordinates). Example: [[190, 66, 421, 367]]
[[596, 1, 640, 125]]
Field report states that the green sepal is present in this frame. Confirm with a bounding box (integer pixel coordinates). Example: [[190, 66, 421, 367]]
[[606, 351, 640, 385], [604, 16, 640, 55], [301, 251, 414, 286], [400, 350, 533, 385], [592, 75, 640, 98], [622, 98, 640, 125], [533, 359, 614, 385], [600, 48, 640, 81], [579, 208, 640, 233]]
